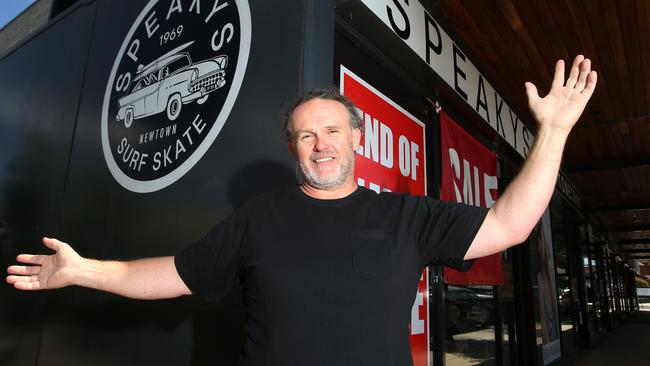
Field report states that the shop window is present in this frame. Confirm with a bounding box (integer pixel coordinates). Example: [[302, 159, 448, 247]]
[[549, 195, 579, 355], [444, 284, 497, 365], [585, 243, 602, 332], [500, 249, 517, 366], [528, 213, 562, 365]]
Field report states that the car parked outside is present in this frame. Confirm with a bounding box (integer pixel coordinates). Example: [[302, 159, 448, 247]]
[[445, 285, 494, 335]]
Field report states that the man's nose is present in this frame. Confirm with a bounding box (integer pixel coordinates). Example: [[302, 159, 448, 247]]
[[313, 135, 329, 151]]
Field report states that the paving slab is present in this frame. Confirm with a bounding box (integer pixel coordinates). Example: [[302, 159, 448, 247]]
[[559, 310, 650, 366]]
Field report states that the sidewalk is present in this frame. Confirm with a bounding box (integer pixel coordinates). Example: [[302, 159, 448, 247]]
[[559, 309, 650, 366]]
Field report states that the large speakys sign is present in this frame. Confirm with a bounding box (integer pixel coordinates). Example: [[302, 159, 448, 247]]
[[102, 0, 252, 193]]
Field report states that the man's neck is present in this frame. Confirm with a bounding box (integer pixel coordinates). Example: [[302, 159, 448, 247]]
[[299, 181, 358, 200]]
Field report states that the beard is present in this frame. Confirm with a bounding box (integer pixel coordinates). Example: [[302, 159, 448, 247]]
[[299, 152, 355, 191]]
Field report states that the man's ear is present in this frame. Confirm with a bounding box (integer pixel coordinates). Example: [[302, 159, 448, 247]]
[[352, 128, 362, 150]]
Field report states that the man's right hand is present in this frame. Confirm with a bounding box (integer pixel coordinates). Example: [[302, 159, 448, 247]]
[[7, 237, 81, 290], [6, 237, 191, 299]]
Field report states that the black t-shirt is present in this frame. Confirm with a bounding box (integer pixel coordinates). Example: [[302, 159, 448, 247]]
[[175, 186, 488, 366]]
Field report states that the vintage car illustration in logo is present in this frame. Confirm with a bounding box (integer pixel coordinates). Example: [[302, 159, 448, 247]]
[[102, 0, 251, 193], [115, 42, 228, 128]]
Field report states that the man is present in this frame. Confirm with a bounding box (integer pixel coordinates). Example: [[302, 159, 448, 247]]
[[6, 55, 596, 365]]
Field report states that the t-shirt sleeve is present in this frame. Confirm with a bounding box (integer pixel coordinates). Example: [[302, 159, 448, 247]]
[[174, 207, 249, 304], [411, 196, 489, 271]]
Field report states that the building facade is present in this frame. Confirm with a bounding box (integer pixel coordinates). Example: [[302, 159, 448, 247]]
[[0, 1, 639, 365]]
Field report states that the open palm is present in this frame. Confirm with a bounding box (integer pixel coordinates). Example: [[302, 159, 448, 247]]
[[6, 237, 81, 290], [525, 55, 597, 134]]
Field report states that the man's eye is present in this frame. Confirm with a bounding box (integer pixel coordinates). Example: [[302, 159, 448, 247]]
[[301, 135, 314, 142]]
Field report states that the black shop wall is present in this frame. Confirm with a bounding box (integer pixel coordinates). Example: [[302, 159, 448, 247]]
[[0, 0, 330, 365], [0, 3, 97, 366]]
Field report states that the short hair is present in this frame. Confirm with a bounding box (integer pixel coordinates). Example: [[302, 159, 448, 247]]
[[282, 87, 363, 140]]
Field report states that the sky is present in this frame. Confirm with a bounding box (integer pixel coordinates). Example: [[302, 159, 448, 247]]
[[0, 0, 36, 29]]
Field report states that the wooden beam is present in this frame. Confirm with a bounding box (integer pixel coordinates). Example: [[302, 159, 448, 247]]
[[611, 230, 650, 242], [623, 249, 650, 253], [624, 253, 650, 258], [619, 244, 650, 250], [575, 113, 650, 129], [611, 225, 650, 232], [619, 239, 650, 245], [610, 228, 650, 242]]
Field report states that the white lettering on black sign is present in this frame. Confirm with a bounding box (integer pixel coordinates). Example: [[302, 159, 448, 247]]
[[101, 0, 252, 193], [359, 0, 534, 159]]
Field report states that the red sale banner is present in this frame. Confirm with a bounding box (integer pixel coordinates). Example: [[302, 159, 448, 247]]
[[340, 67, 426, 195], [440, 111, 504, 285], [340, 66, 429, 366]]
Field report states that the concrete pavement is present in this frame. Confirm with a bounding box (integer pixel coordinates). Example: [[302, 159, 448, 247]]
[[558, 309, 650, 366]]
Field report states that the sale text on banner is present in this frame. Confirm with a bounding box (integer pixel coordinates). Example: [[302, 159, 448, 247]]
[[440, 111, 503, 285]]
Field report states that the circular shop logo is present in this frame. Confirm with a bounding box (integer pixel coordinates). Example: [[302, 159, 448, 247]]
[[102, 0, 251, 193]]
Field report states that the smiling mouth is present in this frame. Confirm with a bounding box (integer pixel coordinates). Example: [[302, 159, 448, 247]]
[[314, 157, 335, 163]]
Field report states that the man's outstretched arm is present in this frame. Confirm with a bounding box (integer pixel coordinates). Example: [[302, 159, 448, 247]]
[[6, 237, 192, 300], [465, 55, 597, 260]]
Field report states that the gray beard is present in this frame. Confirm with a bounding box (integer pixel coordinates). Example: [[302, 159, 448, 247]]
[[299, 155, 355, 191]]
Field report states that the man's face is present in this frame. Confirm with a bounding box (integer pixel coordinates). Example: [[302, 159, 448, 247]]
[[288, 99, 361, 191]]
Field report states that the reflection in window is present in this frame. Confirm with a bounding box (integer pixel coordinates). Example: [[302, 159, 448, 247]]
[[584, 249, 601, 332], [550, 196, 580, 355], [500, 256, 517, 366], [444, 285, 496, 365]]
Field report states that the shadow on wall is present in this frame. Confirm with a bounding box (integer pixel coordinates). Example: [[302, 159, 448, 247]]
[[227, 159, 297, 209], [0, 153, 296, 365], [189, 159, 295, 365], [80, 159, 297, 366]]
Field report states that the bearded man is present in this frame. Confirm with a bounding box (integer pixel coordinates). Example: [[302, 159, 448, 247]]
[[7, 55, 596, 366]]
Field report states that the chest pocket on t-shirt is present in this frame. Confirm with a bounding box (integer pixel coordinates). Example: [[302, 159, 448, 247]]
[[350, 230, 391, 276]]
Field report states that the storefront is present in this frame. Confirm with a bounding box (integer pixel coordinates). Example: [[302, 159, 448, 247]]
[[1, 1, 640, 365], [334, 1, 635, 365], [334, 1, 525, 365], [549, 190, 589, 356]]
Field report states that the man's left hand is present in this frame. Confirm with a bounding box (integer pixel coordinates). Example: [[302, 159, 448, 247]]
[[524, 54, 597, 135]]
